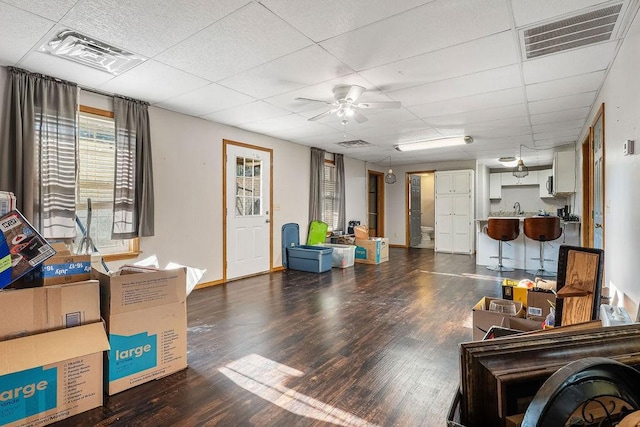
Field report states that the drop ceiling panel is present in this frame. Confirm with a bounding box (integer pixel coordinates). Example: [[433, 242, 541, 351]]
[[20, 51, 115, 87], [409, 87, 525, 118], [530, 106, 590, 125], [2, 0, 77, 21], [522, 41, 618, 84], [389, 65, 522, 106], [60, 0, 250, 57], [260, 0, 433, 42], [155, 3, 312, 82], [217, 45, 354, 99], [533, 127, 582, 141], [241, 114, 313, 134], [526, 71, 606, 101], [511, 0, 618, 27], [424, 104, 527, 127], [533, 119, 586, 132], [463, 116, 531, 132], [155, 84, 256, 117], [266, 122, 342, 140], [470, 127, 534, 139], [0, 3, 53, 65], [360, 31, 518, 91], [320, 0, 511, 70], [98, 60, 210, 104], [202, 101, 290, 126], [528, 92, 597, 115]]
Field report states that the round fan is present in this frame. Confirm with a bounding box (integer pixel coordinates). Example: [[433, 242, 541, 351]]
[[295, 85, 401, 123]]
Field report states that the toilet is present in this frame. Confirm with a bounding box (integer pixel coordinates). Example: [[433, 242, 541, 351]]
[[421, 226, 434, 242]]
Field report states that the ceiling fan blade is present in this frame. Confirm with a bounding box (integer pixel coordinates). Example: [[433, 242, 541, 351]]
[[354, 101, 402, 109], [345, 85, 365, 102], [307, 108, 339, 121], [353, 110, 368, 123], [295, 97, 334, 105]]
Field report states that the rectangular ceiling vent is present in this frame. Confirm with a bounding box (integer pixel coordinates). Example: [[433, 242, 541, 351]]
[[40, 30, 146, 75], [523, 3, 623, 59], [336, 139, 371, 148]]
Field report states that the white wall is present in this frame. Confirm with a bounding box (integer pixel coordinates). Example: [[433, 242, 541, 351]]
[[489, 187, 568, 214], [1, 82, 368, 285], [575, 7, 640, 318]]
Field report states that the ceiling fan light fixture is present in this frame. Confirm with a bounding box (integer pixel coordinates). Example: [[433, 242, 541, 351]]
[[344, 107, 354, 118], [395, 136, 473, 152]]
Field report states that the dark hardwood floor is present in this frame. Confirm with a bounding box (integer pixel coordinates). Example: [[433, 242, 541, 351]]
[[56, 248, 533, 427]]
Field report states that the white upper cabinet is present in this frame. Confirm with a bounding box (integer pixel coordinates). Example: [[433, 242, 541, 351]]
[[553, 151, 576, 195], [489, 173, 502, 199]]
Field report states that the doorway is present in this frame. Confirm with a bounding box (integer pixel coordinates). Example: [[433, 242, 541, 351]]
[[367, 171, 385, 237], [582, 104, 605, 249], [407, 171, 435, 249], [223, 140, 273, 281]]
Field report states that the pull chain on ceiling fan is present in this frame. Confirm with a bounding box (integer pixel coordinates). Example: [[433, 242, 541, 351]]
[[296, 84, 401, 124]]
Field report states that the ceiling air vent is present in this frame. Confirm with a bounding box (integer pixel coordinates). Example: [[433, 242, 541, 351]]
[[523, 3, 623, 59], [336, 139, 371, 148], [40, 30, 146, 75]]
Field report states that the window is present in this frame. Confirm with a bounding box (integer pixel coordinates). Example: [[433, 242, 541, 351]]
[[235, 156, 262, 216], [322, 161, 338, 230], [74, 106, 139, 259]]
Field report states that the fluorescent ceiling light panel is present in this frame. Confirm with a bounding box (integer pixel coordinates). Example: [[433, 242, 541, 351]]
[[395, 136, 473, 151], [40, 30, 146, 75]]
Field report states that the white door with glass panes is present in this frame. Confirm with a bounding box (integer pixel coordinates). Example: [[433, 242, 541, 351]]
[[225, 143, 271, 280]]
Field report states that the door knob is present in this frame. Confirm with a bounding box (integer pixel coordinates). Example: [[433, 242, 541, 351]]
[[595, 223, 602, 228], [265, 219, 270, 223]]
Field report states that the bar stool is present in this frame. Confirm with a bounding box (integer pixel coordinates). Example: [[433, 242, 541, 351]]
[[523, 216, 562, 277], [486, 218, 520, 272]]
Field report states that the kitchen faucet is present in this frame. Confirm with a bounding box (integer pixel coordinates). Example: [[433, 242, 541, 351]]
[[513, 202, 522, 215]]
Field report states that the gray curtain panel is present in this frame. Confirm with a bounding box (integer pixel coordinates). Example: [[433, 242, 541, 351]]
[[308, 147, 325, 223], [0, 67, 77, 238], [112, 97, 154, 238], [334, 154, 346, 233]]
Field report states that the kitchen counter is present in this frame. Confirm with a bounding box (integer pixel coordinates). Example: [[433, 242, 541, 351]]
[[475, 216, 580, 271]]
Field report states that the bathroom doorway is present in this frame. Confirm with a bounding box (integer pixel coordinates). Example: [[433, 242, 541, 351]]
[[367, 171, 385, 238], [407, 171, 435, 249]]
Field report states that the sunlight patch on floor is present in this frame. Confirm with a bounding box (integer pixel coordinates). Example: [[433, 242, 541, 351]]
[[219, 354, 378, 427], [419, 270, 503, 282]]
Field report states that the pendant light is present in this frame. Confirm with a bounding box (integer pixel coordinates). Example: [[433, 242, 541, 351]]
[[385, 156, 396, 184], [512, 145, 529, 178]]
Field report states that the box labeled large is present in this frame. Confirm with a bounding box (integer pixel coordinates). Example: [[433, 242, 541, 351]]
[[0, 210, 56, 289], [0, 322, 109, 427], [472, 297, 525, 341], [93, 268, 187, 395], [39, 243, 91, 286], [354, 238, 389, 264]]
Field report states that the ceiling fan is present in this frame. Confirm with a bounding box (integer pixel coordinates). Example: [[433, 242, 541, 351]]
[[295, 85, 401, 124]]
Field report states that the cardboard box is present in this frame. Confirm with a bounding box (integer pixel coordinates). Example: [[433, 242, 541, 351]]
[[93, 267, 187, 395], [39, 243, 91, 286], [0, 287, 47, 341], [0, 322, 109, 427], [526, 290, 556, 320], [0, 280, 100, 341], [501, 283, 528, 307], [47, 280, 101, 330], [0, 210, 56, 289], [472, 297, 525, 341], [355, 238, 389, 264]]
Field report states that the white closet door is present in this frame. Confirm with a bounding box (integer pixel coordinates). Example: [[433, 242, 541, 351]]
[[435, 193, 452, 252], [452, 193, 472, 254]]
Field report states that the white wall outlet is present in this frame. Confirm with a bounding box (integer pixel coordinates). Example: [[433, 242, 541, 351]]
[[623, 139, 634, 156]]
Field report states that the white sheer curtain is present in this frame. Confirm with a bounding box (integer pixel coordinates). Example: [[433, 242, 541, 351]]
[[0, 67, 78, 238]]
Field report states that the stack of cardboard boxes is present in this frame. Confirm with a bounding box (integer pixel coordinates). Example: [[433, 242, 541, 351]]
[[0, 209, 189, 426]]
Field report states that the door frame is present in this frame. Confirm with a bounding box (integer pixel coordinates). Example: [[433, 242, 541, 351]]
[[367, 170, 385, 237], [222, 139, 274, 282], [404, 169, 436, 248], [582, 103, 605, 249]]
